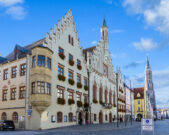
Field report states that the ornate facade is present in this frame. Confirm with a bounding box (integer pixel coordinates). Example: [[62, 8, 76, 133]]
[[0, 10, 127, 130]]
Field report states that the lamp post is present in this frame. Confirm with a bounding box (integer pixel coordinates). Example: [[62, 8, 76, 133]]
[[130, 80, 132, 125], [124, 76, 127, 127], [116, 72, 119, 128], [87, 69, 92, 124]]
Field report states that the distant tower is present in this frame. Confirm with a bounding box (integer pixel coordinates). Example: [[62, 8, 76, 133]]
[[101, 18, 109, 50], [144, 57, 156, 116]]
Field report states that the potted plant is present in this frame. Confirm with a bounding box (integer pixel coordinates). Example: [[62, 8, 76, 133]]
[[84, 102, 89, 108], [77, 64, 82, 70], [93, 99, 98, 104], [57, 98, 65, 105], [77, 101, 83, 107], [68, 99, 75, 105], [69, 59, 74, 66], [68, 79, 75, 85], [77, 82, 82, 88], [58, 74, 66, 81], [59, 53, 65, 60], [99, 100, 104, 105], [84, 85, 88, 91]]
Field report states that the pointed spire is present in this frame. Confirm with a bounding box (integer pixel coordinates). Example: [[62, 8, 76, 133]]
[[102, 18, 108, 27], [146, 56, 151, 69]]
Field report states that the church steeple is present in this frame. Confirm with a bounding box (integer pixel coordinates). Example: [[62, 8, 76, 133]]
[[146, 56, 151, 69], [101, 18, 109, 50]]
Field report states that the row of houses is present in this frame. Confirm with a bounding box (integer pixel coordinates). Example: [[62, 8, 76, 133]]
[[0, 10, 133, 130]]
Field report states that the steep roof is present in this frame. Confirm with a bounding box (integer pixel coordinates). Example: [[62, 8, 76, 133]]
[[134, 87, 144, 99], [0, 38, 46, 64], [83, 46, 96, 53]]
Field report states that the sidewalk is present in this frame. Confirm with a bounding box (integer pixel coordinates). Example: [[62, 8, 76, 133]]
[[46, 121, 140, 132]]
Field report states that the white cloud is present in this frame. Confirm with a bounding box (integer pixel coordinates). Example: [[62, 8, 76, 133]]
[[91, 41, 97, 45], [0, 0, 26, 20], [133, 38, 158, 51], [0, 0, 23, 7], [123, 0, 169, 35], [5, 6, 26, 20]]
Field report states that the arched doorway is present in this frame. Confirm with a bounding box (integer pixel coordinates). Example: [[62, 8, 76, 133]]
[[85, 112, 89, 124], [99, 111, 103, 123], [137, 113, 142, 121], [109, 112, 112, 123], [78, 111, 83, 124]]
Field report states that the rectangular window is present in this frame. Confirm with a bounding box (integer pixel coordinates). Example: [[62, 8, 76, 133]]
[[46, 83, 51, 95], [84, 78, 87, 86], [31, 82, 35, 94], [38, 55, 45, 67], [77, 59, 81, 65], [58, 89, 63, 98], [69, 54, 73, 60], [37, 81, 45, 94], [11, 88, 16, 100], [58, 66, 64, 75], [138, 100, 140, 104], [77, 74, 81, 83], [19, 86, 26, 99], [11, 67, 17, 78], [68, 91, 73, 100], [20, 64, 26, 76], [68, 71, 73, 79], [3, 69, 8, 80], [59, 47, 64, 54], [76, 94, 81, 101], [32, 56, 36, 67], [138, 107, 140, 112], [2, 90, 7, 101], [84, 96, 88, 103], [47, 57, 51, 69]]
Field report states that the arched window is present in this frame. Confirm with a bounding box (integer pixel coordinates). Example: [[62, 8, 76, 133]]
[[1, 112, 7, 120], [68, 35, 71, 44], [113, 92, 116, 105], [71, 37, 74, 46], [12, 112, 18, 123], [68, 112, 73, 122], [105, 88, 107, 103], [93, 82, 97, 100], [99, 84, 103, 102], [57, 112, 62, 123]]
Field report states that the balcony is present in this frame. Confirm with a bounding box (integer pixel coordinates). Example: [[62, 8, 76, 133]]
[[31, 94, 51, 113]]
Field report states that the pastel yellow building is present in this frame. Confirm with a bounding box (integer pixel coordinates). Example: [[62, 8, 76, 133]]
[[134, 87, 146, 120]]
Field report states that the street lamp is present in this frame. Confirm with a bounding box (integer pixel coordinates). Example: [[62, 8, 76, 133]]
[[116, 72, 119, 128]]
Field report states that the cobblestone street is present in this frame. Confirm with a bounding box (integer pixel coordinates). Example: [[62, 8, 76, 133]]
[[0, 120, 169, 135]]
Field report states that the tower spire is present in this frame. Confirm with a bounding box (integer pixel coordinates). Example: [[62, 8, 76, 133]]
[[146, 56, 151, 69], [102, 18, 108, 28]]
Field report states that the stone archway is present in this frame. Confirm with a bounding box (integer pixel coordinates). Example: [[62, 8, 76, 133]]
[[109, 112, 112, 123], [99, 111, 103, 123], [137, 113, 143, 121]]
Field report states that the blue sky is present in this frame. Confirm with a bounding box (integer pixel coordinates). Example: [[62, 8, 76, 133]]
[[0, 0, 169, 108]]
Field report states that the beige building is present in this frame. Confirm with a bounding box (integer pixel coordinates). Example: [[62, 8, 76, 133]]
[[0, 10, 126, 130]]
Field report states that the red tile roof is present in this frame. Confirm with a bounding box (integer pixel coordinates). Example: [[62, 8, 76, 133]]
[[134, 87, 144, 99]]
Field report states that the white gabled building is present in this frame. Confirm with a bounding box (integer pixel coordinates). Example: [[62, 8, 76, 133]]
[[83, 19, 117, 123], [27, 10, 89, 130]]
